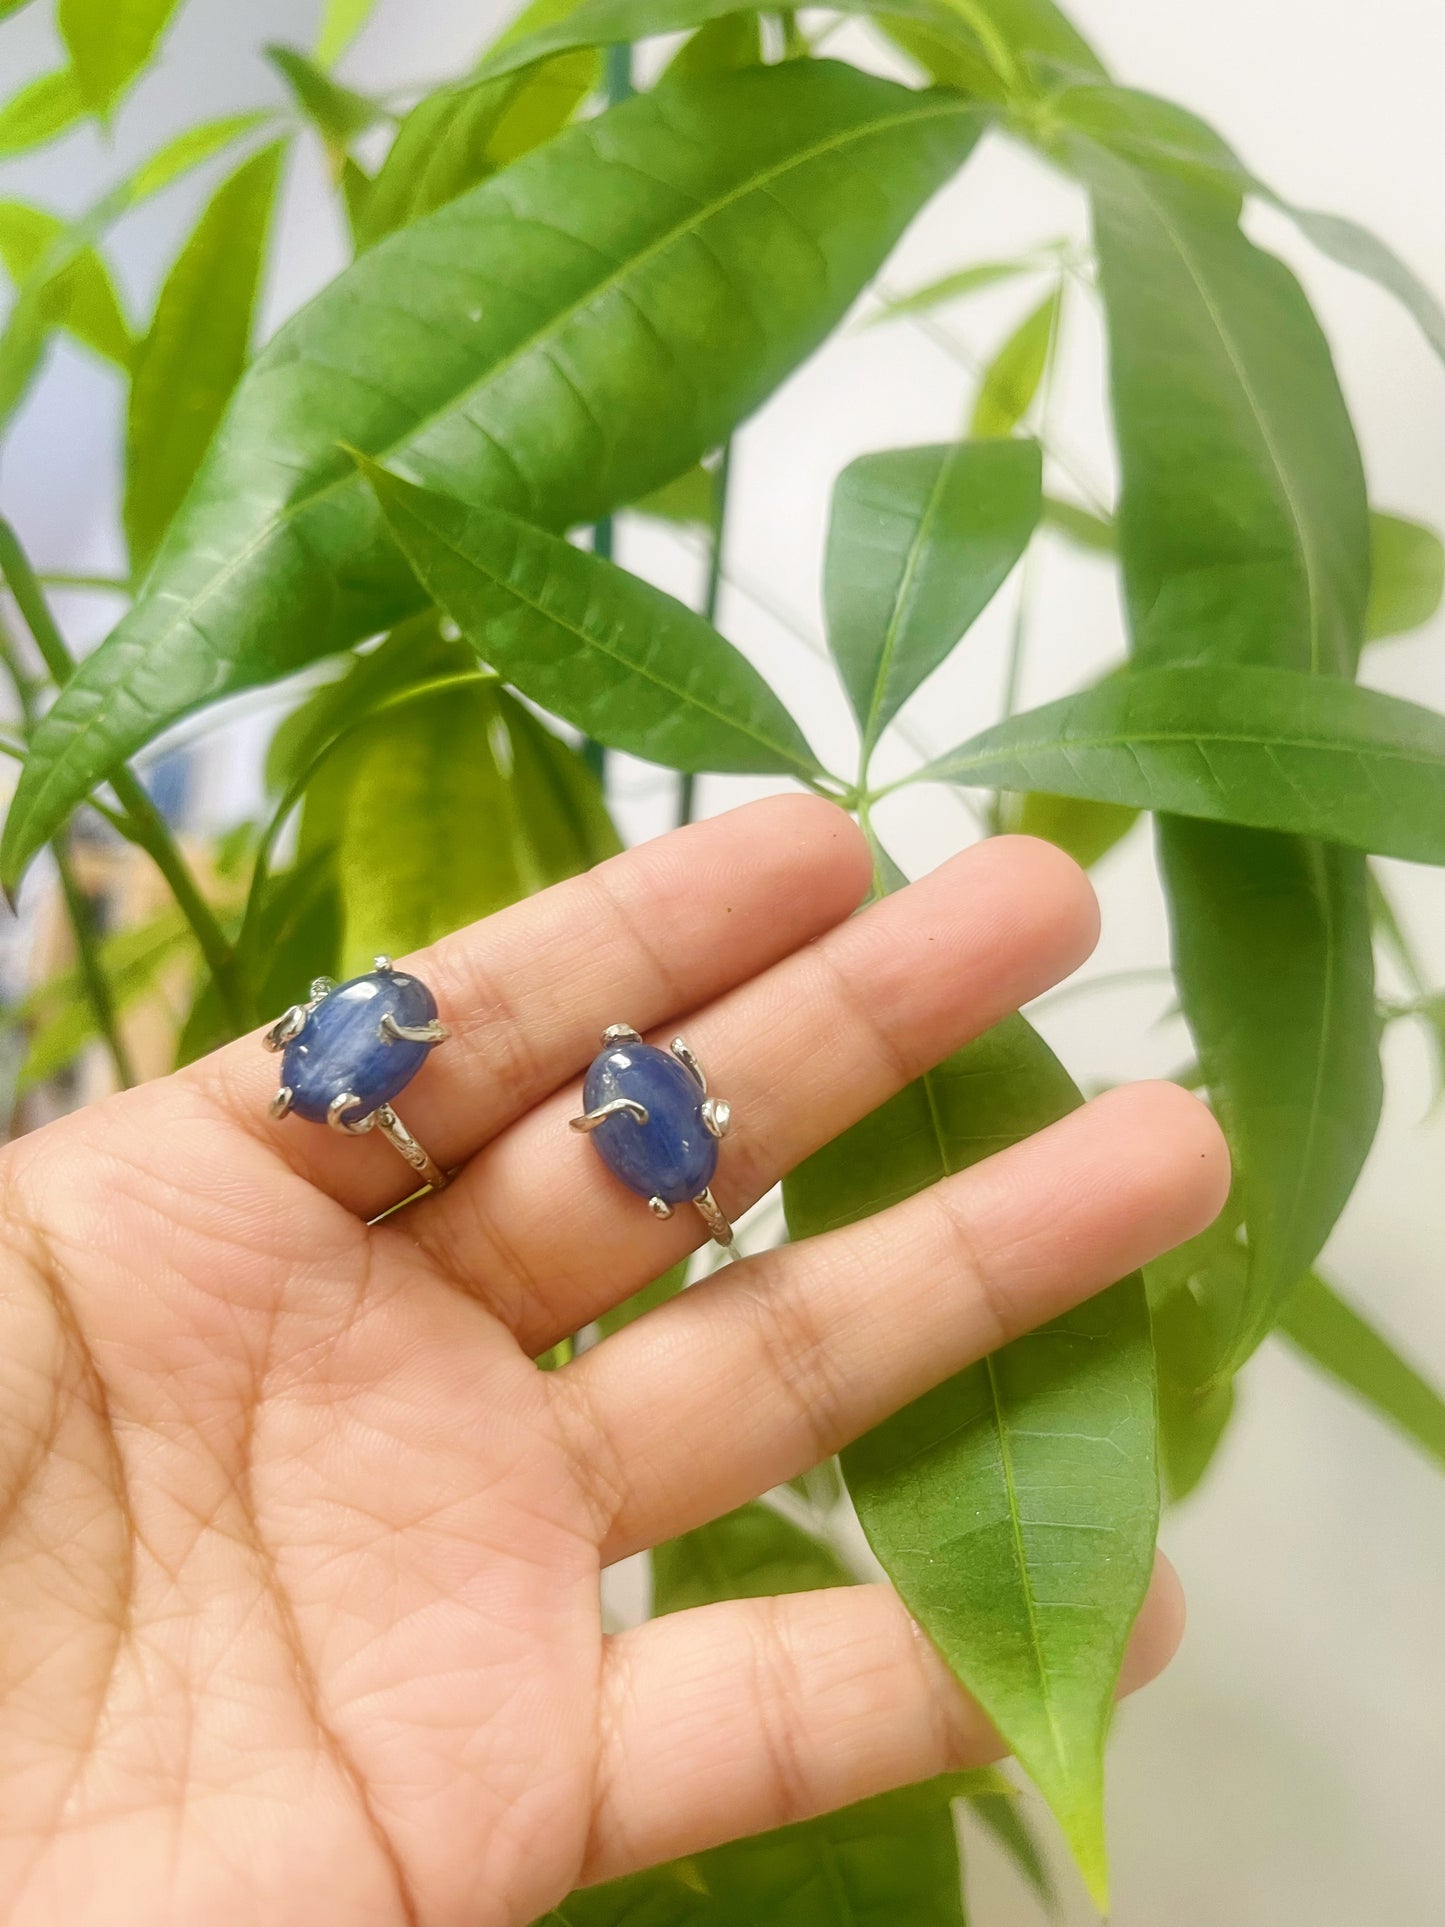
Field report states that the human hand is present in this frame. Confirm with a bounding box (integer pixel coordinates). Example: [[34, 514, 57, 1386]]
[[0, 797, 1227, 1925]]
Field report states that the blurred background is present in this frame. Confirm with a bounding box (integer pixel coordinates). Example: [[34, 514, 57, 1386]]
[[2, 1, 1443, 1919]]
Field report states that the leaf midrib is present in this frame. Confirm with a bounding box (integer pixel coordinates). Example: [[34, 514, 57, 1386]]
[[861, 448, 960, 753], [938, 722, 1445, 779]]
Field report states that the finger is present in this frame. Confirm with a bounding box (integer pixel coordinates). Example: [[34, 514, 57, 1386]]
[[556, 1081, 1229, 1563], [188, 795, 872, 1216], [581, 1554, 1184, 1885], [417, 835, 1099, 1349]]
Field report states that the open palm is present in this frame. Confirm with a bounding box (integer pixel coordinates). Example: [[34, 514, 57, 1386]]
[[0, 798, 1226, 1926]]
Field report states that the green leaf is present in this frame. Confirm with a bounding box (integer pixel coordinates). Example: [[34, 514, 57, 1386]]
[[1160, 822, 1380, 1368], [177, 847, 340, 1064], [265, 44, 387, 153], [364, 466, 824, 780], [18, 904, 192, 1091], [0, 111, 272, 434], [546, 1779, 970, 1925], [1050, 80, 1445, 372], [962, 1783, 1054, 1911], [0, 201, 132, 367], [356, 53, 597, 250], [124, 111, 273, 201], [869, 253, 1059, 324], [664, 9, 762, 77], [0, 68, 85, 158], [484, 0, 1103, 92], [596, 1260, 687, 1338], [332, 675, 620, 973], [58, 0, 186, 116], [824, 438, 1040, 754], [969, 284, 1059, 438], [1042, 503, 1435, 644], [652, 1501, 853, 1615], [913, 663, 1445, 863], [125, 143, 284, 577], [1085, 150, 1370, 676], [3, 62, 985, 888], [629, 461, 719, 530], [1278, 1271, 1445, 1472], [1084, 137, 1380, 1371], [1145, 1212, 1246, 1501], [1006, 790, 1136, 869], [1368, 511, 1444, 641], [314, 0, 379, 66], [785, 1014, 1157, 1908], [0, 1, 41, 20], [1283, 204, 1445, 370]]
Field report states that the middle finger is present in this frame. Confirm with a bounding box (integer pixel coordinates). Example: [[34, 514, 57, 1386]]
[[413, 835, 1098, 1350]]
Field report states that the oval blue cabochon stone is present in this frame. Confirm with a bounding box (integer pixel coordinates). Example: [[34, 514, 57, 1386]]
[[282, 970, 438, 1124], [583, 1042, 718, 1205]]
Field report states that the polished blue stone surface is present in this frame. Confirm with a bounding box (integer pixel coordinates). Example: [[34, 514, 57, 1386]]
[[282, 970, 438, 1125], [583, 1041, 718, 1204]]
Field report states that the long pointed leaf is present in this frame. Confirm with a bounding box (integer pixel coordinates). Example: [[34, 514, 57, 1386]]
[[356, 54, 597, 250], [366, 465, 822, 779], [0, 68, 85, 158], [1278, 1272, 1445, 1471], [2, 63, 984, 888], [125, 143, 284, 575], [58, 0, 186, 116], [825, 438, 1040, 753], [0, 201, 132, 368], [545, 1779, 971, 1924], [912, 662, 1445, 864], [1084, 138, 1379, 1365], [333, 676, 620, 973], [651, 1501, 852, 1615], [969, 284, 1058, 438], [785, 1014, 1157, 1907]]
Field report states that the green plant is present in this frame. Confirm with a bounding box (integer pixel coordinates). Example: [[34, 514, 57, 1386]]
[[1, 0, 1443, 1917]]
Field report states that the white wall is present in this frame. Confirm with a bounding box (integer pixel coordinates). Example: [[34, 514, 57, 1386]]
[[2, 2, 1443, 1920]]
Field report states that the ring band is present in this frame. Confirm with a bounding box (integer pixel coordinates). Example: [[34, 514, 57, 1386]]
[[263, 957, 449, 1193]]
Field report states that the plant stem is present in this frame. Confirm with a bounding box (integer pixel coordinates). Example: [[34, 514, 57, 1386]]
[[37, 571, 132, 594], [677, 442, 735, 829], [0, 517, 248, 1033], [52, 843, 138, 1089], [0, 615, 137, 1089]]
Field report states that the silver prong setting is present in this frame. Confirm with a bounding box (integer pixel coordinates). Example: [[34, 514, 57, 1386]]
[[648, 1196, 675, 1220], [670, 1036, 706, 1093], [327, 1092, 374, 1136], [264, 1004, 308, 1053], [309, 976, 337, 1002], [602, 1023, 641, 1046], [379, 1012, 450, 1046], [373, 955, 393, 971], [570, 1096, 650, 1133], [269, 1086, 294, 1119], [701, 1096, 731, 1140]]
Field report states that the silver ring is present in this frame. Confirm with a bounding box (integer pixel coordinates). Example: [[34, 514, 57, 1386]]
[[570, 1024, 734, 1247], [263, 956, 449, 1192]]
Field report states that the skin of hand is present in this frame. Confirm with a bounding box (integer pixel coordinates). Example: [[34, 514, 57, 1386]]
[[0, 798, 1228, 1927]]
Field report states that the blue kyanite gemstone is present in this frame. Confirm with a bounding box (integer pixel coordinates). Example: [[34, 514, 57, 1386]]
[[583, 1041, 718, 1204], [282, 969, 439, 1125]]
